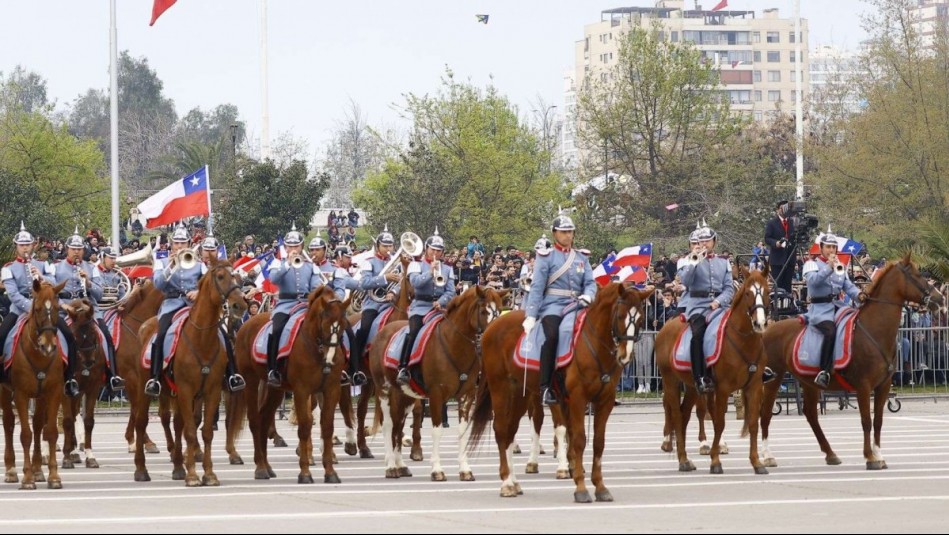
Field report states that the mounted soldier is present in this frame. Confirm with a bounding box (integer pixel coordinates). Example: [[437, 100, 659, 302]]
[[92, 244, 126, 391], [348, 226, 401, 379], [330, 245, 365, 386], [198, 233, 246, 392], [522, 209, 596, 406]]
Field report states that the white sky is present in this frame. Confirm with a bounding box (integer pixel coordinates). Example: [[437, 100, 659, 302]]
[[0, 1, 870, 157]]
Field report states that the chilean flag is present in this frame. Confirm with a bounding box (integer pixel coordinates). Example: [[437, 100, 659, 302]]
[[808, 234, 864, 266], [612, 243, 653, 269], [137, 167, 210, 229], [593, 253, 620, 286]]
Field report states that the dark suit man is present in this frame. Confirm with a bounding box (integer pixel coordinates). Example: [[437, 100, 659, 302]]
[[765, 201, 797, 294]]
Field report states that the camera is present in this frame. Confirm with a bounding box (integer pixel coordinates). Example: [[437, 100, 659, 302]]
[[785, 200, 819, 248]]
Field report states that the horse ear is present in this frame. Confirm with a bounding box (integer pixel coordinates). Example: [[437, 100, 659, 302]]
[[761, 262, 770, 278], [475, 285, 485, 298], [61, 303, 76, 317], [496, 288, 511, 299], [33, 278, 42, 293], [53, 279, 67, 295], [638, 286, 656, 301], [741, 264, 750, 280], [902, 251, 912, 265]]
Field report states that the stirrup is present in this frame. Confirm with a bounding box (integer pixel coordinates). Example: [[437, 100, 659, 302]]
[[144, 378, 161, 398], [396, 367, 410, 386], [541, 387, 557, 406], [109, 375, 126, 392], [761, 367, 777, 384], [696, 376, 715, 394], [814, 370, 831, 388], [351, 371, 368, 387], [340, 370, 352, 387], [266, 369, 282, 388], [228, 374, 246, 392], [64, 379, 80, 398]]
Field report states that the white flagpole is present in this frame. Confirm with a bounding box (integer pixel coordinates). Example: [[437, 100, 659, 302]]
[[260, 0, 271, 159], [205, 164, 213, 234], [109, 0, 120, 249], [794, 0, 804, 201]]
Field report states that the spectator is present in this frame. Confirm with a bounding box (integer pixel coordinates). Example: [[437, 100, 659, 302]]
[[466, 235, 486, 260], [327, 210, 337, 228], [347, 208, 359, 228]]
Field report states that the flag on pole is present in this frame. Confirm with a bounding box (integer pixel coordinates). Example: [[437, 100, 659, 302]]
[[137, 167, 210, 229], [612, 243, 653, 269], [711, 0, 728, 12], [592, 253, 620, 286], [149, 0, 178, 26], [255, 239, 283, 294], [808, 234, 864, 266]]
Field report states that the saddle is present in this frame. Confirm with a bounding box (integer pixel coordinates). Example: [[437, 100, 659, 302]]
[[513, 308, 588, 371], [383, 310, 444, 370], [363, 306, 395, 355], [791, 308, 858, 377], [670, 308, 731, 373], [140, 307, 227, 371], [3, 314, 69, 370], [103, 308, 122, 350]]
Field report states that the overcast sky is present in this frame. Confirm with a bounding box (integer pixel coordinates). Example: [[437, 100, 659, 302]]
[[0, 0, 870, 159]]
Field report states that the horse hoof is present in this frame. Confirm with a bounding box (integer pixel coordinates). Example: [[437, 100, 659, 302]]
[[827, 455, 842, 466], [698, 445, 711, 456], [5, 473, 18, 484], [555, 469, 570, 480], [763, 457, 778, 468], [333, 435, 342, 446], [459, 471, 475, 482], [513, 444, 522, 454], [344, 443, 357, 456], [678, 461, 694, 472], [867, 460, 885, 471], [410, 450, 423, 462], [398, 466, 412, 477], [62, 459, 75, 469], [525, 462, 539, 474], [273, 437, 288, 448], [710, 464, 724, 475], [85, 459, 100, 469], [33, 472, 45, 483], [719, 444, 730, 455], [254, 468, 270, 480], [19, 482, 36, 490], [134, 471, 151, 482], [595, 490, 614, 502], [185, 476, 201, 487], [297, 474, 314, 484], [201, 475, 220, 487], [67, 452, 80, 463], [171, 467, 186, 480], [359, 449, 374, 459], [128, 444, 135, 454], [324, 473, 341, 484], [229, 456, 244, 465], [574, 491, 593, 504], [267, 467, 276, 478], [431, 471, 446, 482], [145, 443, 160, 454], [500, 484, 518, 498], [47, 479, 62, 490], [515, 482, 523, 495], [660, 441, 672, 453], [385, 468, 400, 479], [882, 460, 888, 470], [754, 466, 769, 475], [539, 448, 546, 455]]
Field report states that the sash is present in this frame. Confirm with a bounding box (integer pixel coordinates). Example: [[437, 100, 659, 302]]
[[546, 249, 577, 287]]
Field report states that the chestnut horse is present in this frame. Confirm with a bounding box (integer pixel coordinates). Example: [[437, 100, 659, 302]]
[[132, 260, 246, 485], [656, 266, 770, 475], [468, 282, 652, 502], [60, 298, 108, 469], [231, 286, 352, 484], [758, 254, 944, 469], [1, 279, 68, 489], [369, 285, 503, 481]]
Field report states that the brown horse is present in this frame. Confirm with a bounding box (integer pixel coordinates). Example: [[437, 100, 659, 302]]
[[1, 279, 68, 489], [231, 286, 352, 484], [369, 285, 503, 481], [656, 266, 770, 475], [468, 282, 652, 502], [132, 260, 246, 485], [758, 254, 944, 469], [59, 299, 107, 469]]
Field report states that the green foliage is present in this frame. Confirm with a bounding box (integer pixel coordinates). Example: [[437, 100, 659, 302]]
[[354, 69, 564, 250], [214, 159, 328, 247]]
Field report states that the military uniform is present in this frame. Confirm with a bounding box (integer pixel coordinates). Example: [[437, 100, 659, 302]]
[[88, 246, 126, 391], [524, 214, 597, 405], [803, 228, 862, 387], [349, 228, 397, 372]]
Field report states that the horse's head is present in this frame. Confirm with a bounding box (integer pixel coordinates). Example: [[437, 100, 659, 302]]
[[592, 283, 653, 367], [31, 279, 66, 357], [61, 298, 94, 323], [306, 286, 349, 372], [873, 253, 946, 311], [62, 298, 100, 359], [736, 264, 770, 334], [446, 285, 503, 336], [203, 261, 247, 323]]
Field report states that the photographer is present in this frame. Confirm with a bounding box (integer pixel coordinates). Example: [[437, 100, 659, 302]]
[[765, 201, 797, 294]]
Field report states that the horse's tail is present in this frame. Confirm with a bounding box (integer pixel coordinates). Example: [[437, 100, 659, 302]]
[[366, 396, 383, 437], [465, 378, 494, 456], [739, 389, 750, 438], [226, 388, 247, 442]]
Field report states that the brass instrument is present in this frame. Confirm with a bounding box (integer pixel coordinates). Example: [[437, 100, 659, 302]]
[[166, 247, 197, 279], [290, 251, 309, 269], [834, 262, 847, 275], [98, 270, 132, 310], [116, 243, 154, 268], [368, 231, 424, 303], [688, 247, 708, 264], [433, 260, 446, 288]]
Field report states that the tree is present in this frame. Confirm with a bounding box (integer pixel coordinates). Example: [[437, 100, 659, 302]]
[[354, 70, 564, 249], [0, 169, 59, 260], [177, 104, 245, 149], [0, 66, 49, 114], [214, 159, 328, 247], [320, 101, 390, 209]]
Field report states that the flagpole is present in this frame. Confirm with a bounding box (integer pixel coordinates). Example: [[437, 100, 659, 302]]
[[205, 164, 213, 234], [794, 0, 804, 201], [259, 0, 271, 160], [109, 0, 121, 250]]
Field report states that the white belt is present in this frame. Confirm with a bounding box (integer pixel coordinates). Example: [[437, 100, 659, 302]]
[[546, 289, 576, 298]]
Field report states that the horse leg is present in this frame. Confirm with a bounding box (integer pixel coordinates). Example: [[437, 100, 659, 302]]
[[259, 388, 284, 476], [320, 386, 342, 484], [61, 397, 77, 469], [590, 397, 615, 502], [176, 394, 201, 486], [551, 404, 569, 480], [338, 386, 357, 456], [160, 394, 174, 455], [44, 391, 63, 488], [857, 387, 883, 470], [697, 396, 710, 455], [380, 389, 398, 478], [744, 381, 768, 474], [2, 390, 17, 484], [32, 399, 46, 483], [356, 379, 373, 458], [243, 377, 269, 480], [801, 385, 840, 465], [493, 390, 518, 497], [170, 404, 186, 480], [660, 395, 674, 453], [200, 394, 221, 486], [410, 399, 423, 462], [429, 395, 446, 482], [758, 373, 782, 467], [394, 398, 412, 477], [83, 390, 99, 468], [708, 391, 728, 474], [872, 382, 890, 470], [132, 393, 152, 482], [15, 392, 35, 489], [457, 392, 476, 481], [525, 397, 542, 474]]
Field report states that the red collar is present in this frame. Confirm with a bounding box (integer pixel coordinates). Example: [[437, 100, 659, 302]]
[[14, 257, 27, 264], [317, 259, 328, 267], [819, 255, 829, 262], [554, 243, 571, 253], [68, 259, 82, 266], [375, 253, 389, 261]]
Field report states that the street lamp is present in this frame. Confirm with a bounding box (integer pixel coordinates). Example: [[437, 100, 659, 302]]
[[229, 123, 239, 161]]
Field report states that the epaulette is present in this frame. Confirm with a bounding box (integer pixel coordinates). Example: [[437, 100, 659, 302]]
[[2, 261, 12, 268], [578, 248, 591, 256]]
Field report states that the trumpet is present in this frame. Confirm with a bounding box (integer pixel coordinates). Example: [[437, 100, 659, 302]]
[[433, 260, 446, 287], [833, 260, 847, 275], [166, 248, 197, 279], [290, 251, 310, 269], [688, 247, 708, 264]]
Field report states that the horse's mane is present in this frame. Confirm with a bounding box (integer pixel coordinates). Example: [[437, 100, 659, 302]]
[[864, 261, 898, 298], [733, 269, 765, 308]]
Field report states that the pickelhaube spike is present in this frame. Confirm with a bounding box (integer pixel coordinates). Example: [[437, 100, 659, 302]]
[[74, 225, 79, 236], [701, 218, 708, 228], [291, 222, 297, 232], [20, 221, 26, 232], [826, 224, 832, 234], [383, 224, 390, 233], [433, 226, 440, 236], [696, 221, 701, 230]]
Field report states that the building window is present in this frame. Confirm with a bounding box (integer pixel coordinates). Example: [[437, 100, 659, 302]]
[[790, 90, 798, 103], [790, 70, 797, 82], [789, 31, 796, 43], [753, 70, 761, 82], [768, 90, 781, 102], [790, 51, 797, 63], [767, 51, 780, 63], [754, 111, 763, 121], [754, 51, 761, 63], [768, 70, 781, 82], [767, 31, 780, 43], [752, 31, 761, 43], [754, 90, 762, 102], [671, 31, 679, 43]]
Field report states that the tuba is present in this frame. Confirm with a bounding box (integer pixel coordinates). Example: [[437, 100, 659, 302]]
[[98, 270, 132, 310], [368, 231, 424, 303], [116, 242, 154, 268]]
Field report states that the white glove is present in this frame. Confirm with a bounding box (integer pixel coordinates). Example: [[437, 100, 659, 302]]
[[578, 295, 592, 308], [522, 316, 536, 333]]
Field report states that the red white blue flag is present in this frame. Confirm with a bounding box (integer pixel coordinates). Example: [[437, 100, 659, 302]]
[[137, 167, 210, 229], [612, 243, 653, 269]]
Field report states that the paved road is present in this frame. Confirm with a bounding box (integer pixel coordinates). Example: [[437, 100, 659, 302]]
[[2, 400, 948, 533]]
